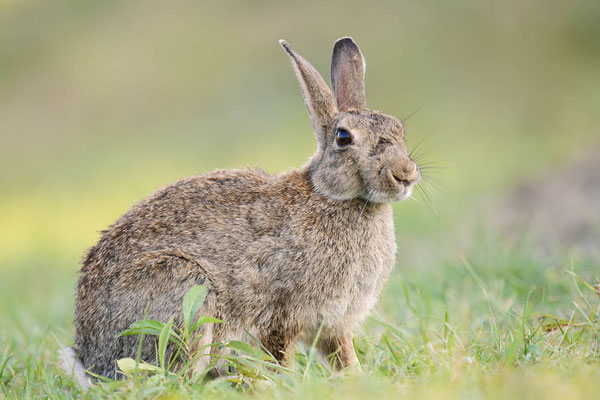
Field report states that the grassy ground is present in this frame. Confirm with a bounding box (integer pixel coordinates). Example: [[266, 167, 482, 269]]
[[1, 220, 599, 399], [1, 0, 599, 398]]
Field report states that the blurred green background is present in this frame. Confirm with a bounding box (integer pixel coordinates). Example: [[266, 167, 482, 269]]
[[0, 0, 599, 396], [1, 0, 599, 264]]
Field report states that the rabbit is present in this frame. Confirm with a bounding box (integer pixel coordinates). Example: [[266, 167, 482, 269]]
[[60, 37, 421, 386]]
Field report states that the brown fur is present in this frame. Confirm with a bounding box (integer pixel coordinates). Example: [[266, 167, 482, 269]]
[[318, 334, 358, 369], [70, 37, 420, 379]]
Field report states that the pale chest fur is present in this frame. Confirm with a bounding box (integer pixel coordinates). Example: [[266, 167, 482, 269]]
[[297, 203, 397, 334]]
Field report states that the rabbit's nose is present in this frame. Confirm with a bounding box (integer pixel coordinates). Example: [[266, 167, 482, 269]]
[[391, 162, 420, 186], [402, 162, 416, 175]]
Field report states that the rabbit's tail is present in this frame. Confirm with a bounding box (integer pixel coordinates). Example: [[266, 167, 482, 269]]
[[58, 347, 91, 389]]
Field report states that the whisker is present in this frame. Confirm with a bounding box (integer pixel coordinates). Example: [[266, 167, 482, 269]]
[[421, 180, 444, 204], [409, 140, 445, 166], [421, 176, 446, 196], [418, 165, 444, 170], [412, 154, 442, 166], [359, 189, 375, 220], [414, 159, 442, 165], [411, 185, 428, 210], [408, 192, 425, 205], [408, 135, 428, 161], [401, 104, 424, 123], [413, 183, 439, 217], [419, 168, 444, 174]]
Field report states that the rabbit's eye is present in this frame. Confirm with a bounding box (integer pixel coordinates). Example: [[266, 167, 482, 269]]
[[336, 129, 352, 146]]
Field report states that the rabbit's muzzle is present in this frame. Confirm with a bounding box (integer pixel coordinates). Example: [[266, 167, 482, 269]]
[[383, 159, 420, 199], [390, 161, 420, 187]]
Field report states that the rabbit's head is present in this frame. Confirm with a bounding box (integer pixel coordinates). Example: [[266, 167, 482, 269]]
[[281, 37, 420, 203]]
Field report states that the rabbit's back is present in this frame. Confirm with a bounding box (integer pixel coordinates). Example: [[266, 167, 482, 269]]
[[86, 169, 272, 260]]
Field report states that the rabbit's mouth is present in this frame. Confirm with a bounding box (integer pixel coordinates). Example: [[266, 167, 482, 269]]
[[368, 186, 413, 203]]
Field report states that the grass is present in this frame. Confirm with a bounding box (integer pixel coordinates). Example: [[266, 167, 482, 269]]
[[1, 227, 598, 399]]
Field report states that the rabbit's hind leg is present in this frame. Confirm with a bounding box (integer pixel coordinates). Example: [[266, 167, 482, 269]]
[[100, 250, 220, 377], [189, 320, 220, 377], [258, 324, 303, 369], [317, 332, 359, 370]]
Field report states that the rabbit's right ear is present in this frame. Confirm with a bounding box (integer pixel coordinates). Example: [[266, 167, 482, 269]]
[[280, 40, 337, 143], [330, 37, 366, 111]]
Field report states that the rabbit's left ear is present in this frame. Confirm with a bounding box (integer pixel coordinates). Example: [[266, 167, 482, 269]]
[[280, 40, 337, 143], [331, 37, 366, 111]]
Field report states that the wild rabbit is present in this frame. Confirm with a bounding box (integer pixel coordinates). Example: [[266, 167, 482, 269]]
[[60, 37, 420, 386]]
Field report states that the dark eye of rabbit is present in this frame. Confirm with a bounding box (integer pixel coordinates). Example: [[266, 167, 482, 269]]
[[336, 129, 352, 146]]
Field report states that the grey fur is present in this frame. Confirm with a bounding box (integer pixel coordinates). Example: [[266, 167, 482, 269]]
[[70, 37, 421, 380]]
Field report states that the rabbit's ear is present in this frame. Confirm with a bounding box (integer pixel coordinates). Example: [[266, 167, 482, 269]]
[[330, 37, 366, 111], [280, 40, 337, 140]]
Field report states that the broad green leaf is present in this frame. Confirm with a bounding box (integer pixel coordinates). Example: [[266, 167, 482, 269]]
[[182, 285, 208, 335], [158, 317, 174, 371], [131, 319, 165, 331], [116, 357, 160, 375], [227, 340, 271, 360], [116, 319, 184, 350], [146, 374, 162, 385], [191, 316, 223, 333], [227, 340, 255, 354], [116, 320, 163, 337], [116, 319, 165, 338]]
